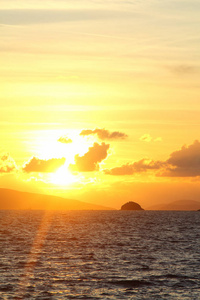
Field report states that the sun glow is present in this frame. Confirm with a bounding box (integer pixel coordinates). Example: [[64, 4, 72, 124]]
[[23, 129, 95, 186], [36, 129, 92, 161], [50, 164, 77, 186]]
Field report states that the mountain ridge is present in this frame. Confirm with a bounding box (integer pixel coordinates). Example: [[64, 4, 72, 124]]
[[147, 199, 200, 211], [0, 188, 114, 210]]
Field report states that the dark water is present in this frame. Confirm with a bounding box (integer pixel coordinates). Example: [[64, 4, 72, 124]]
[[0, 210, 199, 299]]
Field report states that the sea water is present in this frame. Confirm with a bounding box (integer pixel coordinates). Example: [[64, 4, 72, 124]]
[[0, 210, 199, 299]]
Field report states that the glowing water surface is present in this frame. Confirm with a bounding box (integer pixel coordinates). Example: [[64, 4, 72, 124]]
[[0, 210, 199, 299]]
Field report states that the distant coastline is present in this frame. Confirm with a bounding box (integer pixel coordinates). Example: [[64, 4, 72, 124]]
[[147, 199, 200, 211], [0, 188, 114, 211], [1, 188, 200, 211]]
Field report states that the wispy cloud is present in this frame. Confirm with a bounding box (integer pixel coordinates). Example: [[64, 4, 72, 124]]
[[140, 134, 152, 142], [80, 128, 128, 140], [154, 137, 162, 142], [168, 64, 196, 75], [140, 134, 162, 142], [58, 136, 72, 144], [0, 9, 133, 25]]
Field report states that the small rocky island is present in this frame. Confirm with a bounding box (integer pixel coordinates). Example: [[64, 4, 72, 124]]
[[121, 201, 144, 211]]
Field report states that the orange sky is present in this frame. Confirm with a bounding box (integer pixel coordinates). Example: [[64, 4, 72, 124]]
[[1, 1, 200, 209]]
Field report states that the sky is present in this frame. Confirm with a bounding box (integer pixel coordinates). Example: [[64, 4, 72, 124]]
[[1, 0, 200, 209]]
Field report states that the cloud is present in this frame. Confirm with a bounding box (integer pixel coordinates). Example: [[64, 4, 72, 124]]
[[23, 157, 66, 173], [168, 64, 196, 75], [58, 136, 72, 144], [105, 140, 200, 177], [0, 9, 131, 25], [80, 128, 128, 140], [139, 134, 152, 142], [140, 134, 162, 143], [0, 154, 17, 173], [105, 159, 163, 175], [70, 142, 109, 172], [160, 140, 200, 177], [154, 137, 162, 142]]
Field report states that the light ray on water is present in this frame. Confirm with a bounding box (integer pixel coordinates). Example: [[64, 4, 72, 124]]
[[15, 211, 53, 299]]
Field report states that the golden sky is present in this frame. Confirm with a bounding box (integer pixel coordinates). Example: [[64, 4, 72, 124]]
[[1, 0, 200, 209]]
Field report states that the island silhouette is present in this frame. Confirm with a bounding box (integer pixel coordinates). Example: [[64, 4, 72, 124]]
[[121, 201, 144, 211]]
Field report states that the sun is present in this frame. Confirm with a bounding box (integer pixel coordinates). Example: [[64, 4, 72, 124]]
[[31, 129, 94, 186], [50, 164, 77, 186]]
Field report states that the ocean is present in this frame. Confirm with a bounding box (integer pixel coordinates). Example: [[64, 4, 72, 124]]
[[0, 210, 199, 299]]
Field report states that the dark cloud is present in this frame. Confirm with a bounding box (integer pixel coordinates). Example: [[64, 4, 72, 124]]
[[159, 140, 200, 177], [70, 142, 109, 172], [0, 154, 17, 173], [80, 128, 128, 140], [104, 159, 162, 175], [58, 136, 72, 144], [105, 140, 200, 178], [23, 157, 66, 173]]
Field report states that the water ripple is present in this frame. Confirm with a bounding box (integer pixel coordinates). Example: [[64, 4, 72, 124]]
[[0, 210, 199, 299]]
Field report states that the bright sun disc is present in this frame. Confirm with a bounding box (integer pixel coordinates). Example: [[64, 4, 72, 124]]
[[50, 164, 77, 186]]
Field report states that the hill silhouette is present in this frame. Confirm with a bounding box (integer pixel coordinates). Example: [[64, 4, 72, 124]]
[[147, 199, 200, 211], [0, 188, 114, 210], [121, 201, 144, 211]]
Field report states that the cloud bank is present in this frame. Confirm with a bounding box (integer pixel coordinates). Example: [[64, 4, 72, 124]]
[[23, 157, 66, 173], [70, 142, 109, 172], [160, 140, 200, 177], [104, 159, 163, 175], [80, 128, 128, 140], [105, 140, 200, 178]]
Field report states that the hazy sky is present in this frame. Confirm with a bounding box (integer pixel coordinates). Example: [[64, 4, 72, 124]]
[[1, 0, 200, 208]]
